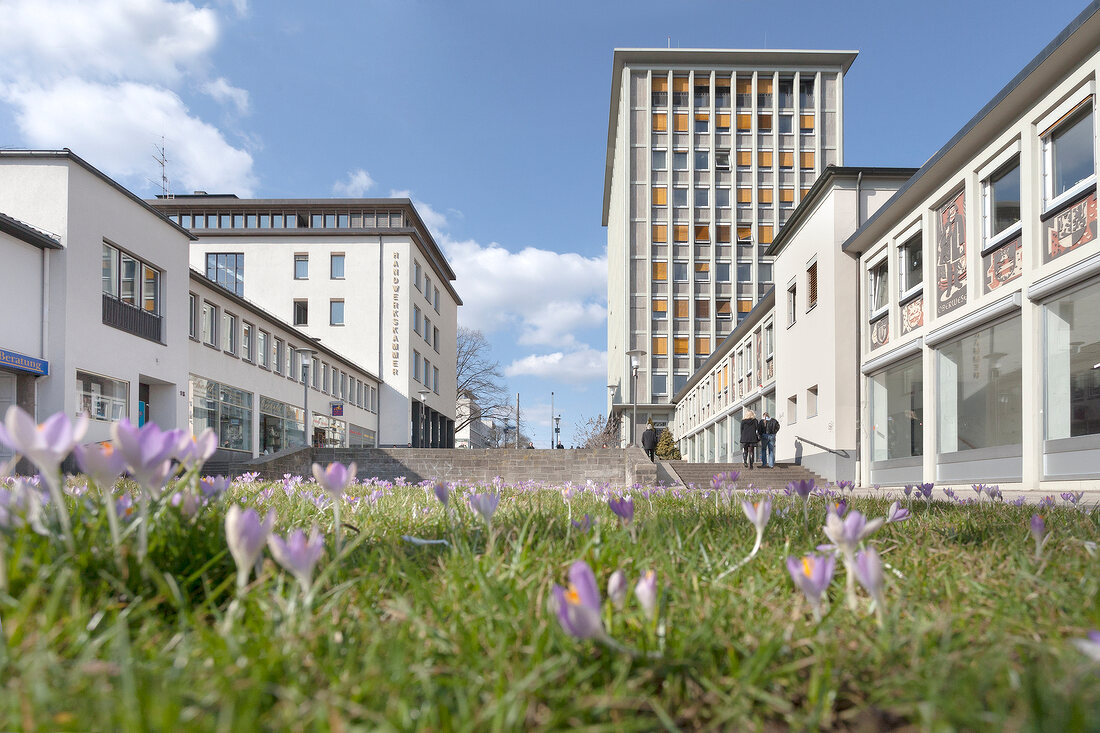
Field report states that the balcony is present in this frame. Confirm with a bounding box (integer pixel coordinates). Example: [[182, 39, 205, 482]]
[[102, 294, 162, 343]]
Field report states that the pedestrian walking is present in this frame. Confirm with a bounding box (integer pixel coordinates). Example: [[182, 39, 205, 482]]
[[641, 420, 658, 462], [758, 411, 780, 468], [739, 409, 760, 469]]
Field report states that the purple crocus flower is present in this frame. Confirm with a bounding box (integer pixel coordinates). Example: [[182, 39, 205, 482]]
[[74, 441, 126, 490], [986, 485, 1003, 502], [174, 428, 218, 468], [608, 495, 635, 524], [1072, 630, 1100, 663], [225, 504, 275, 587], [607, 569, 628, 609], [741, 498, 772, 555], [824, 510, 885, 556], [115, 493, 137, 522], [635, 570, 658, 620], [826, 499, 848, 517], [1011, 497, 1027, 507], [885, 500, 910, 523], [711, 471, 740, 491], [268, 525, 325, 593], [903, 485, 913, 498], [433, 480, 450, 507], [571, 513, 592, 533], [854, 547, 884, 603], [170, 491, 202, 518], [787, 554, 836, 614], [469, 492, 501, 525], [1039, 495, 1055, 508], [1030, 514, 1050, 560], [552, 561, 606, 640], [917, 483, 934, 500], [200, 475, 232, 499], [111, 419, 177, 495], [311, 461, 357, 499], [0, 406, 89, 475], [788, 479, 815, 500], [1061, 491, 1084, 506]]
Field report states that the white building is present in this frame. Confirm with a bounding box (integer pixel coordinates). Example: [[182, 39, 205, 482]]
[[0, 150, 382, 466], [151, 196, 460, 448], [603, 48, 856, 445], [454, 394, 491, 449]]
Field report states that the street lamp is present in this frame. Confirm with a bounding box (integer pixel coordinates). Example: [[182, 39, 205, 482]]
[[626, 348, 646, 447], [607, 383, 618, 448], [295, 347, 317, 447], [417, 388, 430, 448], [554, 414, 561, 449]]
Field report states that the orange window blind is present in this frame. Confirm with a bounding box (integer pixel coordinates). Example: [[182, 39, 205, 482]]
[[736, 79, 752, 95], [652, 337, 668, 355], [673, 77, 690, 92], [802, 187, 812, 199], [759, 187, 774, 203], [716, 77, 731, 88], [694, 224, 710, 242], [674, 337, 690, 355], [651, 77, 668, 92], [757, 114, 773, 130], [757, 78, 773, 94], [737, 226, 752, 241], [653, 298, 667, 313], [717, 299, 732, 315], [652, 113, 667, 132], [695, 262, 710, 273], [652, 261, 667, 280], [696, 300, 710, 317], [736, 188, 752, 203], [716, 225, 732, 243], [736, 114, 751, 130], [717, 113, 731, 129], [800, 151, 815, 168], [673, 224, 689, 242], [696, 337, 711, 354], [652, 187, 667, 206], [780, 188, 795, 203], [759, 225, 774, 244], [800, 114, 815, 131], [695, 112, 709, 122], [674, 113, 688, 132], [736, 150, 752, 166], [758, 150, 773, 167], [738, 299, 753, 313], [779, 151, 794, 168], [674, 299, 689, 318], [652, 224, 667, 242]]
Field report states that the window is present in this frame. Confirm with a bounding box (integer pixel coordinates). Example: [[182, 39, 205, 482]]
[[674, 299, 689, 319], [1044, 279, 1100, 439], [778, 78, 793, 108], [673, 262, 688, 281], [289, 347, 299, 382], [695, 300, 709, 318], [807, 261, 818, 310], [424, 317, 432, 344], [716, 263, 731, 281], [759, 263, 773, 283], [694, 114, 708, 133], [77, 370, 129, 422], [715, 152, 730, 171], [331, 253, 346, 279], [937, 316, 1022, 453], [190, 376, 252, 453], [807, 386, 818, 418], [651, 77, 667, 107], [695, 262, 709, 281], [898, 234, 923, 297], [1043, 103, 1095, 207], [433, 366, 440, 394], [188, 293, 197, 337], [799, 78, 815, 108], [869, 356, 923, 462], [258, 331, 269, 367], [433, 327, 439, 353], [143, 266, 160, 315], [652, 373, 668, 395], [673, 151, 688, 170], [206, 253, 244, 296], [653, 225, 668, 244], [787, 284, 797, 325], [674, 337, 689, 355], [694, 151, 708, 170], [757, 78, 772, 108], [424, 276, 432, 298], [312, 357, 320, 389], [330, 300, 345, 325], [672, 77, 689, 106], [102, 244, 119, 298], [984, 158, 1021, 243], [434, 287, 440, 313], [414, 305, 422, 334], [293, 300, 308, 326], [673, 188, 688, 207], [787, 395, 798, 424], [694, 188, 709, 207], [652, 150, 667, 170], [694, 84, 709, 108], [294, 254, 308, 280], [652, 336, 668, 355], [322, 363, 330, 393], [652, 261, 667, 281], [737, 262, 752, 281], [242, 323, 253, 362], [652, 113, 668, 132], [414, 261, 423, 290], [413, 350, 421, 382], [222, 312, 237, 354], [652, 299, 667, 320], [869, 259, 889, 316], [273, 338, 284, 375], [764, 323, 774, 357], [201, 302, 217, 346]]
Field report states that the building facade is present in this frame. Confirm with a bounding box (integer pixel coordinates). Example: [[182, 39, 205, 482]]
[[454, 394, 492, 449], [150, 196, 461, 448], [603, 48, 856, 445]]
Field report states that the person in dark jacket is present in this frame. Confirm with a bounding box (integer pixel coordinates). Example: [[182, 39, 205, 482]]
[[739, 409, 760, 469], [758, 411, 780, 468], [641, 420, 658, 462]]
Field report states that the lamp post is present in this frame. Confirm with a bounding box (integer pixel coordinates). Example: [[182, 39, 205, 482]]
[[607, 383, 618, 448], [626, 348, 646, 447], [550, 390, 554, 450], [417, 388, 430, 448], [554, 414, 561, 449], [296, 347, 317, 447]]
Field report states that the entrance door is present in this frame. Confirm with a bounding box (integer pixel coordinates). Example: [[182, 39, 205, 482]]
[[0, 373, 15, 464]]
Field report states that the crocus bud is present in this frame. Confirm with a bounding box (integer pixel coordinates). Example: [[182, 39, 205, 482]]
[[607, 569, 628, 609], [634, 570, 658, 620]]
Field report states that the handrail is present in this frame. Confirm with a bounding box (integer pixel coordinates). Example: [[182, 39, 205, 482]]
[[793, 435, 851, 459]]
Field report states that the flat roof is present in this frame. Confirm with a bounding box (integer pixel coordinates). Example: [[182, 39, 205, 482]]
[[188, 268, 381, 384], [842, 0, 1100, 255], [0, 149, 197, 241], [0, 211, 62, 250], [603, 48, 860, 225]]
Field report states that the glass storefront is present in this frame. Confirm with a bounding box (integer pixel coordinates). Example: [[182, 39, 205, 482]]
[[259, 395, 306, 453], [349, 423, 376, 448], [191, 375, 253, 452], [936, 316, 1022, 454], [312, 414, 346, 448], [869, 356, 923, 462], [77, 370, 129, 422], [1044, 278, 1100, 439]]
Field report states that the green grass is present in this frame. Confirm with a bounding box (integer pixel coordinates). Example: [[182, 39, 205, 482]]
[[1, 478, 1099, 731]]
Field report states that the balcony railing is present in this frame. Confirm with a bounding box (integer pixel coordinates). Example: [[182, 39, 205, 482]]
[[102, 294, 162, 343]]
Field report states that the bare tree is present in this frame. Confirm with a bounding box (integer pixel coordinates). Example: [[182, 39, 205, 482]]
[[574, 412, 621, 449], [455, 327, 511, 433]]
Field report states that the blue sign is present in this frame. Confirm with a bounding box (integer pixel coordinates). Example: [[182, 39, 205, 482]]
[[0, 348, 47, 376], [331, 402, 344, 417]]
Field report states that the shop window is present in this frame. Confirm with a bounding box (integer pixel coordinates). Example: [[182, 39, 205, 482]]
[[77, 370, 129, 422], [868, 356, 923, 461], [1044, 279, 1100, 439]]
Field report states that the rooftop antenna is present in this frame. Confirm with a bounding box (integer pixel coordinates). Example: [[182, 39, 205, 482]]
[[152, 137, 171, 198], [667, 36, 671, 49]]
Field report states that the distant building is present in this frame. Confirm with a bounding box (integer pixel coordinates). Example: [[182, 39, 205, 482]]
[[454, 393, 491, 449]]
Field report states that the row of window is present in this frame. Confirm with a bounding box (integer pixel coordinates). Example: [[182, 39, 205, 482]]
[[653, 112, 815, 135], [652, 223, 777, 245], [651, 261, 773, 282], [650, 76, 815, 110], [412, 259, 442, 313], [166, 210, 407, 230], [187, 293, 376, 412], [412, 350, 440, 394], [293, 252, 345, 280], [292, 298, 345, 327], [412, 305, 441, 352], [653, 186, 802, 209], [650, 148, 815, 172], [101, 243, 160, 315]]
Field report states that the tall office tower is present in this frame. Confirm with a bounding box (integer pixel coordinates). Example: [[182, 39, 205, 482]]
[[602, 49, 856, 443]]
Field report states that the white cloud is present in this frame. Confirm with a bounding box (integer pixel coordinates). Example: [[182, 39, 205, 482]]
[[505, 349, 608, 385], [202, 77, 249, 114], [389, 188, 449, 237], [0, 0, 219, 84], [6, 79, 256, 195], [332, 168, 375, 197], [216, 0, 248, 17], [441, 238, 607, 348]]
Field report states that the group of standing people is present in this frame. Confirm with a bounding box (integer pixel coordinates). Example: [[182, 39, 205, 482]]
[[739, 410, 780, 469]]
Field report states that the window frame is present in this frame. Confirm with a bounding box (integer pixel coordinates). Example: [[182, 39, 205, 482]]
[[293, 299, 309, 326], [330, 253, 346, 279], [868, 254, 890, 321], [981, 149, 1023, 252], [330, 299, 345, 326], [1041, 97, 1096, 213], [897, 231, 924, 301], [293, 253, 309, 280]]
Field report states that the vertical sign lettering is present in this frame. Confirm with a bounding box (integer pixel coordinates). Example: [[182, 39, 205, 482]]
[[391, 252, 401, 375]]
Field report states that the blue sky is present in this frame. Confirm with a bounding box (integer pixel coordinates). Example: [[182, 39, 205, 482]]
[[0, 0, 1090, 446]]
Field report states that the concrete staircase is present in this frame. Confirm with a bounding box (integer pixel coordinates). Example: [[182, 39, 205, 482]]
[[663, 460, 829, 490]]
